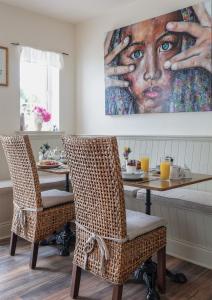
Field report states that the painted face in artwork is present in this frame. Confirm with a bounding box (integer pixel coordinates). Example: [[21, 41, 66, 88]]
[[119, 12, 182, 113]]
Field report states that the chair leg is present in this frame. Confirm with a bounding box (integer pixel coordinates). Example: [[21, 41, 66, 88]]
[[157, 246, 166, 294], [70, 264, 81, 299], [30, 242, 39, 269], [9, 232, 18, 256], [112, 285, 123, 300]]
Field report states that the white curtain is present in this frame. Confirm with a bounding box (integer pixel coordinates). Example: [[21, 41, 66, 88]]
[[19, 46, 64, 69]]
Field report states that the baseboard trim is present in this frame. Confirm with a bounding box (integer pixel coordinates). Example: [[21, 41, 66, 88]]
[[0, 222, 11, 240], [167, 238, 212, 270]]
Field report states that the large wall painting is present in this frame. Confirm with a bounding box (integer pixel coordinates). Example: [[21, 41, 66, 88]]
[[104, 1, 212, 115]]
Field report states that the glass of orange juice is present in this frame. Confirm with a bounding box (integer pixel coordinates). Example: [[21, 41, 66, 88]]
[[160, 160, 170, 180], [140, 157, 149, 173]]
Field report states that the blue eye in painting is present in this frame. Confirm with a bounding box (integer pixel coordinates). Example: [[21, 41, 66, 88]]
[[130, 50, 144, 60], [159, 42, 173, 52]]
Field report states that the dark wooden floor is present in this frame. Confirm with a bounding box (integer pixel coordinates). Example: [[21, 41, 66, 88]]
[[0, 238, 212, 300]]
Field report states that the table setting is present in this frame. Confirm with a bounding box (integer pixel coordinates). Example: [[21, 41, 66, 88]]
[[37, 143, 68, 170], [121, 147, 192, 183]]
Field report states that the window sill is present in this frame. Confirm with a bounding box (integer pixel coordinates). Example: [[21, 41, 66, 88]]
[[15, 131, 65, 137]]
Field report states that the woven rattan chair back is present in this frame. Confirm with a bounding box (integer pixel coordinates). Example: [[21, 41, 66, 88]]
[[62, 136, 127, 240], [0, 135, 42, 209]]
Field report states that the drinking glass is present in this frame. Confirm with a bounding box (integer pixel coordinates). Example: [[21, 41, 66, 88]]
[[60, 151, 67, 164], [53, 148, 61, 161], [160, 160, 170, 180], [46, 150, 54, 160], [140, 157, 149, 173]]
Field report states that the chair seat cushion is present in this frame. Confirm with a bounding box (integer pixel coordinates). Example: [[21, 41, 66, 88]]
[[41, 189, 74, 208], [126, 209, 166, 240]]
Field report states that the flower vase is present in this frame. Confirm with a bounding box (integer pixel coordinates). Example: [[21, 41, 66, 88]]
[[34, 117, 43, 131]]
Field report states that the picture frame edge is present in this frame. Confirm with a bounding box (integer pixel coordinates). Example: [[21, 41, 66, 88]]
[[0, 46, 8, 87]]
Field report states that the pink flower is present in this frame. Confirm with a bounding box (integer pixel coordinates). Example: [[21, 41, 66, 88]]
[[33, 106, 51, 122], [42, 111, 51, 122]]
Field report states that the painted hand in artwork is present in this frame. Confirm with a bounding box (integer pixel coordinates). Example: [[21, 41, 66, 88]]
[[104, 31, 135, 88], [164, 3, 212, 73]]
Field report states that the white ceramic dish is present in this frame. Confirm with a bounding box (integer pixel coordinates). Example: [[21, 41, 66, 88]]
[[122, 171, 143, 181], [126, 165, 137, 173]]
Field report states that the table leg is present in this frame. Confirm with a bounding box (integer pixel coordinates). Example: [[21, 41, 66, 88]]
[[166, 269, 187, 284], [56, 222, 75, 256], [65, 173, 70, 192], [145, 189, 151, 215], [39, 234, 56, 246]]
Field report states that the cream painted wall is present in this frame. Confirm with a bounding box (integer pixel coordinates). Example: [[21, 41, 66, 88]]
[[75, 0, 212, 136], [0, 3, 75, 179]]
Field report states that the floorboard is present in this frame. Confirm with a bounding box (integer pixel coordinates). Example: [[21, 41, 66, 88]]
[[0, 238, 211, 300]]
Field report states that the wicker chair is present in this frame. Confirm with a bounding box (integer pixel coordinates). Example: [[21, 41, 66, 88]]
[[62, 136, 166, 300], [0, 135, 75, 269]]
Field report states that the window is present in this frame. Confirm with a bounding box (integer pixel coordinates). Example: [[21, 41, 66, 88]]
[[20, 47, 63, 131]]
